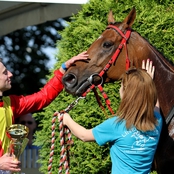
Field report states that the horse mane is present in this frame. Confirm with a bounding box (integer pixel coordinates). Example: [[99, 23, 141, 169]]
[[147, 40, 174, 65]]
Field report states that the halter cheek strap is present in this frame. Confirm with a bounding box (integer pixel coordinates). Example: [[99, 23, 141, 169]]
[[106, 25, 132, 71]]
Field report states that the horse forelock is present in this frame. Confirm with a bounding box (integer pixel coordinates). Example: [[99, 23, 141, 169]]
[[97, 35, 103, 40], [109, 22, 121, 25]]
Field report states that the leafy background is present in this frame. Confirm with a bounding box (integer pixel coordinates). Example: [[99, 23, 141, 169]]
[[34, 0, 174, 173]]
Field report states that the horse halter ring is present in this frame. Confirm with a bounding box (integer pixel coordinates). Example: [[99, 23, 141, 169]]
[[87, 73, 103, 86]]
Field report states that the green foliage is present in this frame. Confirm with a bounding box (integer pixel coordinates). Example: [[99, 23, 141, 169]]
[[151, 171, 157, 174], [35, 0, 174, 173]]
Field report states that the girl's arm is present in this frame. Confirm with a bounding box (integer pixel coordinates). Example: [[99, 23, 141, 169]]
[[59, 112, 95, 142]]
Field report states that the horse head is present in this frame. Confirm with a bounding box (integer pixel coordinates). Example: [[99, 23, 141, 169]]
[[63, 7, 138, 96]]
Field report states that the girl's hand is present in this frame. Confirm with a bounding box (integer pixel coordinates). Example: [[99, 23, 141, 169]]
[[142, 59, 155, 79], [142, 59, 160, 108], [58, 112, 70, 126]]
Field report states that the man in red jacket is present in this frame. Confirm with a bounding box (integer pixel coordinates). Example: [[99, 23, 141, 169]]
[[0, 51, 88, 173]]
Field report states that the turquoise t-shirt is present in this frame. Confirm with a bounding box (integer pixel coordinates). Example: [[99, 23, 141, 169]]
[[92, 111, 162, 174]]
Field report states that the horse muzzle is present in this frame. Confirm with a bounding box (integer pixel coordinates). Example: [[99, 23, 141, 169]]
[[62, 72, 91, 96], [62, 73, 103, 96]]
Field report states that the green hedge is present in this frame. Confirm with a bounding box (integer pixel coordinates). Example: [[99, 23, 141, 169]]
[[35, 0, 174, 173]]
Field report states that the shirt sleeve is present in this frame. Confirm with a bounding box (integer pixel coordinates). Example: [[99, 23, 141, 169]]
[[154, 111, 163, 133], [10, 69, 64, 117], [92, 117, 118, 146]]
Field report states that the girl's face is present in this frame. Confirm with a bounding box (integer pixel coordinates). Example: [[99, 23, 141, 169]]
[[119, 82, 124, 99]]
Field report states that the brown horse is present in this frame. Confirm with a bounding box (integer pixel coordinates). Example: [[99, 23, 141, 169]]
[[62, 7, 174, 173]]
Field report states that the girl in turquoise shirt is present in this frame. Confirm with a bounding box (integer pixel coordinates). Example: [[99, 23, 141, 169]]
[[59, 60, 162, 174]]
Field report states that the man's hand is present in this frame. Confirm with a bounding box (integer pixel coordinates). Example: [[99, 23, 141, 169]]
[[59, 51, 89, 74], [65, 51, 89, 69], [0, 153, 21, 172]]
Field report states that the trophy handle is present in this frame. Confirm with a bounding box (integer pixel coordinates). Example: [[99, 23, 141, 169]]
[[20, 138, 29, 155]]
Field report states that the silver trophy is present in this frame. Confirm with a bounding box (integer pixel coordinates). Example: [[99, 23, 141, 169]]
[[4, 124, 29, 174]]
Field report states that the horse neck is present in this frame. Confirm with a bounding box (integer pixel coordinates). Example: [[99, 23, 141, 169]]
[[147, 44, 174, 117], [130, 33, 174, 117]]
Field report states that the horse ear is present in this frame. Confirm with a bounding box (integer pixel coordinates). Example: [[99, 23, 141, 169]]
[[123, 7, 136, 27], [108, 10, 115, 24]]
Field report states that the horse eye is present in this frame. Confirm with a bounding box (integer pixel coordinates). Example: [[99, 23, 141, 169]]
[[103, 41, 113, 48]]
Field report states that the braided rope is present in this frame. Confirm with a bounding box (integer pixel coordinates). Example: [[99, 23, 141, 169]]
[[58, 112, 73, 174], [48, 111, 73, 174], [58, 112, 65, 174], [48, 112, 57, 174]]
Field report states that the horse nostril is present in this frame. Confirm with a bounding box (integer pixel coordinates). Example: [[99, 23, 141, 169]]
[[63, 73, 77, 88]]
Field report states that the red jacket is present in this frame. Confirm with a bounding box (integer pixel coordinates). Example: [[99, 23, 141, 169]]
[[0, 69, 64, 156]]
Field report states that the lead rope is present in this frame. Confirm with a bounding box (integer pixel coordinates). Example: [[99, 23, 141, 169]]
[[48, 97, 85, 174], [58, 111, 72, 174]]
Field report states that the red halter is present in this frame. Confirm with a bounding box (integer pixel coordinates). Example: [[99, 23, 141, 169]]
[[82, 25, 132, 114]]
